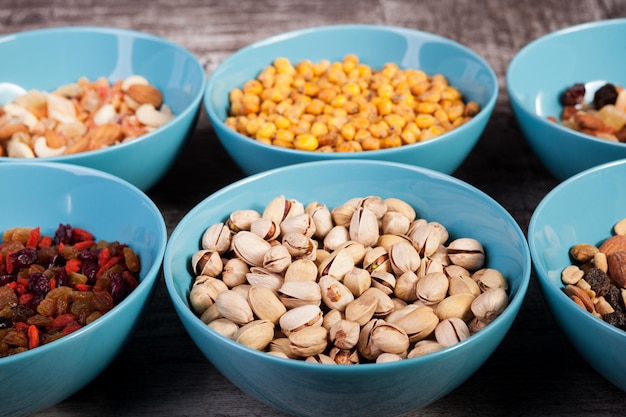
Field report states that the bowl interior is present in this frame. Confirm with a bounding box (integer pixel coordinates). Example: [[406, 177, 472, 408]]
[[164, 160, 530, 416]]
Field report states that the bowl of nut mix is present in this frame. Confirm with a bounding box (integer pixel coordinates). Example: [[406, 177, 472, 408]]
[[507, 18, 626, 181], [0, 161, 167, 416], [529, 158, 626, 392], [0, 26, 206, 191], [163, 159, 531, 417], [204, 24, 498, 176]]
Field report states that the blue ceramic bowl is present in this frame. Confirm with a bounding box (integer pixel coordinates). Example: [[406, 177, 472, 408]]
[[0, 162, 167, 417], [529, 158, 626, 391], [204, 24, 497, 175], [163, 160, 530, 417], [507, 19, 626, 181], [0, 26, 206, 191]]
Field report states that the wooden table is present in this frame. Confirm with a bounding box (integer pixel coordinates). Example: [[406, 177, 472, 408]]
[[2, 0, 625, 415]]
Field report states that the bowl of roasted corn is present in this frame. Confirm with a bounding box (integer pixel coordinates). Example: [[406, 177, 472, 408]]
[[204, 24, 498, 175]]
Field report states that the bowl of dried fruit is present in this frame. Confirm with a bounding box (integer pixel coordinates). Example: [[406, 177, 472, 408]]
[[0, 26, 206, 191], [529, 158, 626, 391], [507, 18, 626, 181], [204, 24, 497, 175], [163, 159, 531, 417], [0, 161, 167, 417]]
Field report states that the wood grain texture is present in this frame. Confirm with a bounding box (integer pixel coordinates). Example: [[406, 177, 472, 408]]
[[1, 0, 626, 415]]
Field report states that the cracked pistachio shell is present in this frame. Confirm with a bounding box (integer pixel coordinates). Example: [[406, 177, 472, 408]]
[[448, 274, 481, 297], [323, 225, 350, 251], [386, 304, 439, 343], [407, 218, 427, 237], [199, 303, 222, 324], [410, 221, 448, 257], [322, 308, 344, 330], [207, 318, 239, 339], [288, 325, 328, 357], [430, 244, 451, 267], [278, 280, 322, 308], [371, 321, 409, 355], [415, 272, 449, 305], [331, 203, 357, 227], [306, 202, 334, 240], [344, 288, 378, 326], [318, 247, 355, 281], [447, 238, 485, 271], [284, 258, 318, 282], [343, 267, 371, 297], [227, 209, 261, 233], [329, 346, 360, 364], [263, 195, 304, 224], [359, 196, 387, 219], [384, 197, 416, 222], [407, 340, 446, 358], [381, 211, 410, 236], [389, 241, 420, 276], [246, 267, 284, 292], [250, 217, 281, 241], [376, 353, 405, 363], [231, 284, 251, 301], [333, 240, 366, 265], [222, 258, 250, 288], [279, 304, 323, 335], [468, 317, 489, 333], [472, 268, 509, 292], [305, 353, 337, 364], [394, 270, 419, 302], [435, 317, 470, 347], [201, 222, 232, 254], [357, 319, 384, 360], [435, 293, 476, 321], [371, 270, 396, 296], [363, 246, 390, 274], [248, 285, 287, 324], [232, 231, 272, 267], [471, 287, 509, 323], [329, 319, 360, 349], [364, 286, 395, 318], [191, 249, 223, 277], [444, 264, 472, 280], [349, 206, 379, 247], [417, 256, 445, 280], [280, 213, 316, 238], [319, 275, 354, 312], [282, 232, 318, 260], [189, 276, 229, 315], [215, 290, 254, 325], [269, 338, 301, 359], [377, 233, 412, 252], [262, 244, 292, 273], [234, 319, 275, 351]]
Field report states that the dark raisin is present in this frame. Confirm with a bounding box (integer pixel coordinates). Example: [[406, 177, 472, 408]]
[[560, 83, 586, 106], [584, 267, 611, 297], [593, 83, 618, 110], [28, 272, 50, 298], [7, 248, 37, 273], [0, 317, 12, 329], [53, 223, 72, 245], [604, 310, 626, 331], [109, 273, 126, 303], [11, 304, 35, 322], [82, 261, 98, 284], [0, 275, 14, 286], [605, 284, 625, 312]]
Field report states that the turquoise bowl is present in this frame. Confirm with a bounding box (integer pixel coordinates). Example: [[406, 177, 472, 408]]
[[0, 26, 206, 191], [163, 160, 530, 417], [507, 19, 626, 181], [0, 162, 167, 417], [204, 24, 498, 175], [529, 158, 626, 391]]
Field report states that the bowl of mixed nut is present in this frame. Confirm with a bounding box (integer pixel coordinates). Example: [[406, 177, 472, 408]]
[[0, 161, 167, 416], [163, 159, 531, 417], [529, 158, 626, 392], [506, 18, 626, 181], [0, 26, 206, 191], [204, 24, 497, 175]]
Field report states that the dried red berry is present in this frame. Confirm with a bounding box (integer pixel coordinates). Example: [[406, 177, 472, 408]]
[[560, 83, 585, 106]]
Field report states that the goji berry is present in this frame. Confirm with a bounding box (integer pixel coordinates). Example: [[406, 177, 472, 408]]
[[50, 313, 77, 329], [65, 258, 82, 273], [71, 227, 95, 243], [18, 292, 34, 305], [98, 246, 111, 267], [14, 322, 29, 333], [73, 240, 96, 251], [49, 277, 56, 290], [39, 235, 52, 247], [74, 283, 92, 292], [96, 256, 122, 278], [62, 321, 83, 335], [26, 227, 40, 249], [27, 324, 39, 349]]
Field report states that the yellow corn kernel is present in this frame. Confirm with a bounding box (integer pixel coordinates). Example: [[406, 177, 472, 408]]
[[380, 134, 402, 149], [327, 115, 349, 132], [351, 117, 370, 130], [256, 137, 272, 145], [292, 119, 312, 135], [272, 138, 294, 148], [401, 122, 421, 145], [464, 102, 481, 117], [342, 82, 361, 96], [274, 57, 295, 74], [256, 122, 277, 140], [285, 102, 306, 123], [415, 114, 436, 129], [311, 121, 329, 137], [258, 66, 276, 88], [306, 99, 325, 116], [275, 99, 293, 115], [434, 108, 449, 124], [274, 115, 291, 129], [318, 131, 339, 148], [340, 123, 356, 141], [377, 84, 394, 99], [415, 101, 438, 114], [419, 89, 441, 103], [275, 129, 295, 143], [245, 117, 262, 136], [441, 86, 461, 101], [260, 99, 277, 115], [354, 128, 371, 142], [318, 88, 337, 104], [382, 62, 399, 79], [303, 82, 321, 97], [229, 88, 243, 103], [243, 79, 263, 95], [384, 113, 407, 132], [376, 98, 393, 116], [295, 60, 314, 80], [336, 141, 363, 152], [369, 120, 390, 138], [361, 136, 381, 151], [342, 54, 359, 73], [357, 63, 372, 78], [236, 116, 249, 133], [313, 59, 331, 76], [230, 100, 244, 116], [241, 93, 260, 115], [294, 134, 319, 151], [327, 68, 347, 85], [410, 81, 430, 96], [430, 74, 448, 86], [343, 100, 360, 115], [420, 125, 446, 141], [393, 103, 416, 121], [301, 113, 315, 123], [331, 107, 348, 117], [331, 94, 348, 108], [262, 87, 288, 103], [225, 116, 237, 130], [406, 69, 427, 84]]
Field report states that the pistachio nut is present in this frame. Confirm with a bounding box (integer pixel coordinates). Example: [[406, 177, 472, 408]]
[[246, 267, 284, 292], [199, 303, 221, 324], [280, 213, 316, 238], [279, 304, 324, 335], [388, 241, 420, 275], [222, 258, 250, 288], [263, 195, 304, 224], [231, 231, 272, 267], [215, 290, 254, 325], [381, 211, 410, 236], [376, 353, 404, 363], [415, 271, 449, 305], [448, 273, 481, 297], [201, 222, 232, 254], [435, 293, 476, 321], [323, 225, 350, 251], [328, 346, 360, 364], [283, 259, 318, 282], [250, 217, 281, 241], [468, 316, 489, 333], [189, 275, 229, 315], [471, 287, 509, 324], [278, 280, 322, 309], [472, 268, 509, 292], [269, 337, 301, 359], [227, 209, 261, 233], [322, 308, 344, 330], [364, 286, 395, 318], [370, 270, 396, 296], [305, 202, 334, 240], [331, 202, 357, 227], [384, 197, 416, 222], [358, 319, 409, 360], [363, 246, 390, 274], [191, 249, 223, 277], [234, 319, 275, 350], [318, 247, 355, 280], [447, 238, 485, 271], [410, 221, 448, 257], [288, 325, 328, 357], [359, 196, 388, 219], [417, 256, 445, 280], [333, 240, 367, 265], [385, 304, 438, 343], [262, 244, 292, 273], [231, 283, 251, 301], [344, 289, 378, 326], [282, 232, 318, 260], [407, 340, 445, 358], [349, 206, 380, 247], [305, 353, 337, 365], [248, 285, 287, 324], [319, 275, 354, 311], [343, 267, 371, 297], [329, 319, 360, 349], [434, 317, 470, 347], [394, 270, 419, 302], [377, 233, 412, 252], [207, 318, 239, 339]]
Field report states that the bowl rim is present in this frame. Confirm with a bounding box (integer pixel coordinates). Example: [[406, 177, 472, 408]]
[[528, 157, 626, 338], [0, 160, 168, 364], [163, 159, 531, 371], [0, 25, 207, 160], [204, 23, 499, 158], [505, 18, 626, 148]]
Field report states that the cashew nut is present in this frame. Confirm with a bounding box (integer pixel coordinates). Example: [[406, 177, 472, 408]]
[[93, 103, 117, 126], [3, 103, 38, 129], [46, 93, 77, 124], [33, 136, 66, 157], [136, 103, 174, 127], [7, 135, 35, 158], [121, 75, 150, 92]]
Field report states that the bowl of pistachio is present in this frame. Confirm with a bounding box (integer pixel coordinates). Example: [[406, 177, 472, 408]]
[[163, 159, 531, 417]]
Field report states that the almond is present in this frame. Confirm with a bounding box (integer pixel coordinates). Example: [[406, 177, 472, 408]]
[[0, 122, 29, 141], [44, 129, 66, 148], [126, 84, 163, 108], [607, 251, 626, 287], [574, 113, 605, 130], [599, 235, 626, 257], [563, 284, 594, 313], [87, 123, 124, 151]]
